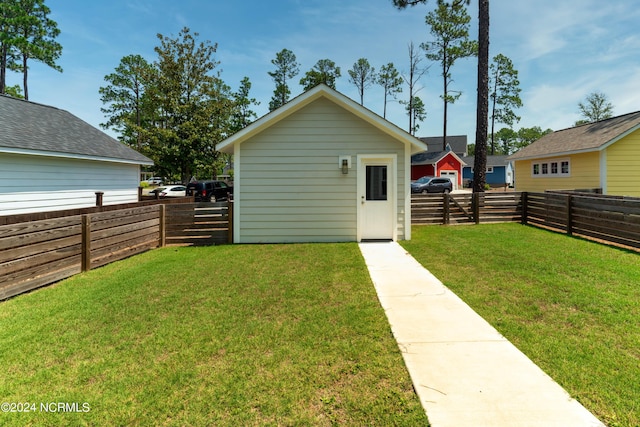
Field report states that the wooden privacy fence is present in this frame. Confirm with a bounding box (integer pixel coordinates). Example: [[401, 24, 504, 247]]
[[522, 192, 640, 250], [412, 192, 523, 225], [164, 201, 232, 246], [0, 201, 232, 300]]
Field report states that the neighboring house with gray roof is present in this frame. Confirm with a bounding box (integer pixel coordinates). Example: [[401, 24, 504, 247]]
[[419, 135, 467, 157], [508, 111, 640, 196], [411, 143, 466, 190], [0, 95, 153, 215]]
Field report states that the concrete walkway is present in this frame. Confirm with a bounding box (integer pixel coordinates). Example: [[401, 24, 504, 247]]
[[359, 241, 604, 427]]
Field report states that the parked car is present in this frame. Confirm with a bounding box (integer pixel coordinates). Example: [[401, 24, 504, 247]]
[[146, 177, 163, 185], [411, 176, 453, 194], [149, 185, 187, 198], [185, 180, 233, 202]]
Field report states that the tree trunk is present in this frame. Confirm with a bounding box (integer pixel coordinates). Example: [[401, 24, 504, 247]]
[[0, 44, 6, 94], [490, 69, 498, 155], [443, 98, 448, 151], [383, 90, 388, 118], [442, 55, 448, 151], [473, 0, 489, 194], [22, 54, 28, 100]]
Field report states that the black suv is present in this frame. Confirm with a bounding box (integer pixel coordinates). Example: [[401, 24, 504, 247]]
[[185, 180, 233, 202]]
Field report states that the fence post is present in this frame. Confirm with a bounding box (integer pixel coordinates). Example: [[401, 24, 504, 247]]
[[95, 192, 104, 207], [521, 192, 528, 225], [227, 200, 234, 243], [566, 194, 573, 235], [81, 214, 91, 272], [443, 193, 450, 225], [159, 204, 166, 247]]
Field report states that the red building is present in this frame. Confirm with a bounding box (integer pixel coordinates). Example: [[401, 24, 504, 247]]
[[411, 143, 466, 189]]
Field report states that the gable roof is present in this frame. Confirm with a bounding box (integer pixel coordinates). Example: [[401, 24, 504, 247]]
[[461, 155, 510, 168], [418, 135, 467, 156], [509, 111, 640, 161], [412, 144, 466, 166], [0, 95, 153, 165], [218, 84, 428, 154]]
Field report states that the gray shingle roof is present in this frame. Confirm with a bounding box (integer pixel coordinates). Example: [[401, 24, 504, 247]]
[[412, 145, 467, 166], [418, 135, 467, 156], [461, 155, 510, 168], [0, 95, 152, 165], [509, 111, 640, 160]]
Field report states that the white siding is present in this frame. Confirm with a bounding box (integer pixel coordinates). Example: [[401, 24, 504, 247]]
[[237, 97, 406, 243], [0, 153, 141, 215]]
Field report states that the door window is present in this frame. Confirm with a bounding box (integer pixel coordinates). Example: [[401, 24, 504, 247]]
[[366, 165, 387, 201]]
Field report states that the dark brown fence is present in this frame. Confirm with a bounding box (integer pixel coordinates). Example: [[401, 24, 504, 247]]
[[522, 192, 640, 250], [164, 202, 232, 246], [0, 196, 193, 226], [412, 192, 523, 225], [0, 201, 233, 300]]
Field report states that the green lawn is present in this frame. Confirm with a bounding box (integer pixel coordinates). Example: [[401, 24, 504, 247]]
[[0, 244, 428, 426], [402, 223, 640, 427]]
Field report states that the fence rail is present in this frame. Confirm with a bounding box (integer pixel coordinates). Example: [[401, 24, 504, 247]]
[[412, 192, 523, 225], [165, 202, 232, 246], [0, 201, 232, 300]]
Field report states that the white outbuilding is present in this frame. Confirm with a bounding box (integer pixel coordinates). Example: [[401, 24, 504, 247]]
[[218, 84, 428, 243], [0, 95, 153, 215]]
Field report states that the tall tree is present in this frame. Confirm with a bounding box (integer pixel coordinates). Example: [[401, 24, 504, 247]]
[[472, 0, 489, 194], [347, 57, 375, 105], [406, 95, 426, 135], [492, 127, 517, 155], [99, 54, 155, 150], [489, 53, 522, 154], [402, 42, 428, 134], [575, 91, 613, 125], [299, 59, 341, 91], [144, 27, 233, 183], [376, 62, 403, 118], [515, 126, 552, 150], [422, 1, 477, 151], [12, 0, 62, 100], [267, 48, 299, 111], [0, 0, 19, 94], [392, 0, 490, 194], [230, 76, 259, 133]]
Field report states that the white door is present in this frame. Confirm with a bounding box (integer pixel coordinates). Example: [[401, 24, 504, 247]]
[[440, 171, 458, 190], [359, 158, 395, 241]]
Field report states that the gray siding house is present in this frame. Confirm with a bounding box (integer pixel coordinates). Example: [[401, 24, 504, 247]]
[[218, 84, 427, 243], [0, 95, 153, 215]]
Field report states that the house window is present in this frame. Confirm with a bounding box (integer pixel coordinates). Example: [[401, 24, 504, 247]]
[[532, 159, 570, 177], [486, 166, 494, 173]]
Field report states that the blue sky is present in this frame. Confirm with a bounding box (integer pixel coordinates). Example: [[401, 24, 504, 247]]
[[10, 0, 640, 146]]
